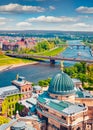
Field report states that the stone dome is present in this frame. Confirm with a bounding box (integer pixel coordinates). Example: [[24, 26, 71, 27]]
[[48, 72, 75, 95]]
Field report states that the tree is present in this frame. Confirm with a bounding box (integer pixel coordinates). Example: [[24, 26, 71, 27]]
[[77, 73, 87, 86], [35, 40, 55, 52], [74, 62, 87, 74], [64, 62, 91, 88], [38, 78, 51, 87]]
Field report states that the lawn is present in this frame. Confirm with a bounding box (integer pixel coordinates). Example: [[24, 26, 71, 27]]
[[0, 47, 66, 66], [0, 54, 32, 66], [37, 47, 66, 56]]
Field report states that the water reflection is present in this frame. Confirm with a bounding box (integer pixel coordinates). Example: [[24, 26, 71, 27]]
[[0, 40, 93, 87]]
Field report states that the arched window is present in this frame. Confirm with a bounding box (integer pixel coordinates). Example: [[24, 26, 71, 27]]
[[62, 116, 66, 120], [77, 127, 81, 130], [25, 88, 27, 91]]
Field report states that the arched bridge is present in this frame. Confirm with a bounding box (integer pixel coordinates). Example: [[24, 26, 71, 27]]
[[57, 44, 93, 49], [6, 53, 93, 64]]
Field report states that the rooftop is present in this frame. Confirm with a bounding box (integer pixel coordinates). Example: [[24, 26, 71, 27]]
[[33, 85, 42, 91], [11, 121, 26, 129], [12, 76, 31, 87], [72, 78, 82, 83], [0, 119, 36, 130], [19, 93, 37, 108], [76, 87, 93, 98], [0, 85, 19, 97], [38, 92, 87, 115]]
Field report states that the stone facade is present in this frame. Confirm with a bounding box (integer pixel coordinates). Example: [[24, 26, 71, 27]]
[[0, 76, 32, 117], [36, 72, 93, 130]]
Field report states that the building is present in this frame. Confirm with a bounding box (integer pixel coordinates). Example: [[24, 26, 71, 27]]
[[0, 69, 93, 130], [0, 76, 32, 117], [2, 37, 37, 51], [33, 86, 42, 94], [37, 70, 93, 130], [72, 79, 82, 89], [18, 93, 38, 115], [12, 76, 32, 100], [2, 42, 18, 51], [0, 115, 46, 130]]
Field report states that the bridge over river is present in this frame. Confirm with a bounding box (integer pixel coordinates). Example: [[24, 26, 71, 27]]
[[6, 53, 93, 64]]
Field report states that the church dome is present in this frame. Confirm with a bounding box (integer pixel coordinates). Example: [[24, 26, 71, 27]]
[[48, 72, 75, 95]]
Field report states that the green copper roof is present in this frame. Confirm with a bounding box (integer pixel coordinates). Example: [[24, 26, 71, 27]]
[[48, 72, 75, 95]]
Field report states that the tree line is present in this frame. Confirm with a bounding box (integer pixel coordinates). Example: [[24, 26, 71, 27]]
[[64, 62, 93, 90]]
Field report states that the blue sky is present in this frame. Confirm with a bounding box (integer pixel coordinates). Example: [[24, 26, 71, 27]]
[[0, 0, 93, 31]]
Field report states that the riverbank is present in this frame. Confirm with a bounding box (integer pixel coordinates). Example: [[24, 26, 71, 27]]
[[0, 62, 38, 72], [0, 46, 66, 72]]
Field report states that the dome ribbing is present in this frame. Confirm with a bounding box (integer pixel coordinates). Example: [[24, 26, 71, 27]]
[[48, 72, 75, 95]]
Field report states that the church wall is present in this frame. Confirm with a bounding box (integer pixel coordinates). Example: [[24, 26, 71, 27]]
[[75, 98, 93, 106], [49, 93, 75, 103], [75, 98, 93, 119]]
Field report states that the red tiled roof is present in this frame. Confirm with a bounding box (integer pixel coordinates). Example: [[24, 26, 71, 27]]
[[16, 41, 25, 46], [3, 41, 9, 45]]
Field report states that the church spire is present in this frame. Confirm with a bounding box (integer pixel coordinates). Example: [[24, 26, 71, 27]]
[[60, 61, 64, 72], [16, 74, 19, 80]]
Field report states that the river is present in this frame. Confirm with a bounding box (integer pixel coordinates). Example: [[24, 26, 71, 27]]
[[0, 40, 93, 87]]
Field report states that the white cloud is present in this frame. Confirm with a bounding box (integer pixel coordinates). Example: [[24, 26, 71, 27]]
[[0, 22, 6, 25], [1, 22, 93, 31], [49, 6, 55, 10], [16, 22, 32, 27], [73, 23, 90, 28], [58, 22, 93, 31], [0, 3, 45, 13], [76, 6, 93, 14], [27, 16, 78, 23], [0, 17, 12, 25]]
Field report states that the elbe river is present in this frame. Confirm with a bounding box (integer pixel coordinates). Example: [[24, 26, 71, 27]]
[[0, 40, 93, 87]]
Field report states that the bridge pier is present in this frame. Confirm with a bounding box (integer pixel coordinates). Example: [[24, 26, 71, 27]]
[[83, 45, 86, 49], [50, 59, 55, 65], [77, 45, 79, 49]]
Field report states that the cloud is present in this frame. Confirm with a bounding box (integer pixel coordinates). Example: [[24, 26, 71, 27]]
[[1, 21, 93, 31], [0, 17, 12, 25], [49, 6, 55, 10], [27, 16, 78, 23], [0, 3, 45, 13], [76, 6, 93, 14], [16, 22, 32, 27], [73, 23, 90, 28]]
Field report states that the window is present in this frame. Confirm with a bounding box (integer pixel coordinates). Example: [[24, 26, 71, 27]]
[[11, 98, 14, 102], [25, 88, 27, 91], [9, 105, 11, 109], [76, 127, 81, 130], [12, 104, 14, 108], [0, 107, 2, 112], [41, 126, 45, 130], [60, 126, 68, 130], [9, 111, 11, 115], [62, 116, 66, 120]]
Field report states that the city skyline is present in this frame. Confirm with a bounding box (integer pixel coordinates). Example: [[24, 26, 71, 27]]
[[0, 0, 93, 31]]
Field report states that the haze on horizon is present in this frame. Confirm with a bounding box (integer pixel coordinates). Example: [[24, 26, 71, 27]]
[[0, 0, 93, 31]]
